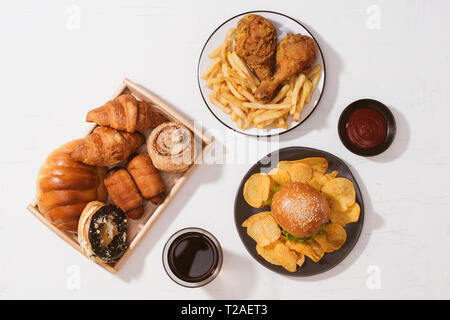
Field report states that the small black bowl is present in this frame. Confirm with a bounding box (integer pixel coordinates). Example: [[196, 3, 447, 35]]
[[338, 99, 396, 157]]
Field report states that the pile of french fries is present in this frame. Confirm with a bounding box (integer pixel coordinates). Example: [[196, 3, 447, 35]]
[[202, 28, 322, 130]]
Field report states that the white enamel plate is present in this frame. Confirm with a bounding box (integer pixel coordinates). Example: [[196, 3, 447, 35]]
[[198, 11, 326, 137]]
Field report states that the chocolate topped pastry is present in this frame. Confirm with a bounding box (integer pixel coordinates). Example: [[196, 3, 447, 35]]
[[78, 201, 128, 263]]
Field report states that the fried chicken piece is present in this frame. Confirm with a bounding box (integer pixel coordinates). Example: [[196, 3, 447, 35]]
[[235, 14, 277, 81], [255, 33, 318, 102]]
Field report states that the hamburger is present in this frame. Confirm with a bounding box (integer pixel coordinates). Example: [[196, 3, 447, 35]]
[[271, 182, 330, 240]]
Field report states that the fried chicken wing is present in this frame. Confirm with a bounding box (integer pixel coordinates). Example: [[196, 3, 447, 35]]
[[255, 33, 317, 102], [235, 14, 277, 81]]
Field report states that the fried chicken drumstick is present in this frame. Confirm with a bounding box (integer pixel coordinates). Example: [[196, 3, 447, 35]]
[[235, 14, 277, 81], [255, 33, 317, 103]]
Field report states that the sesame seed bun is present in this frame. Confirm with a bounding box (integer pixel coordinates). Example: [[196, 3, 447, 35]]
[[271, 182, 330, 238]]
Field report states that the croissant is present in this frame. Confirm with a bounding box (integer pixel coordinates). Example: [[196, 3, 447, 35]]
[[86, 94, 167, 133], [71, 126, 144, 166], [127, 153, 165, 204], [36, 139, 107, 232], [104, 169, 144, 219]]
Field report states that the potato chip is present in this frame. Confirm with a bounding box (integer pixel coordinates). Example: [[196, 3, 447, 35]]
[[308, 170, 339, 191], [330, 202, 360, 226], [256, 239, 299, 272], [314, 223, 347, 252], [243, 173, 276, 208], [256, 240, 282, 266], [321, 177, 356, 212], [273, 242, 298, 272], [268, 167, 291, 186], [285, 239, 324, 263], [296, 253, 305, 267], [325, 170, 338, 180], [278, 157, 328, 175], [242, 211, 281, 247], [307, 173, 325, 191], [287, 163, 313, 183]]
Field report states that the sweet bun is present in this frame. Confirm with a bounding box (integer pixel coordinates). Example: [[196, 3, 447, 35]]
[[147, 122, 194, 173], [271, 182, 330, 238], [36, 139, 107, 232], [78, 201, 128, 263]]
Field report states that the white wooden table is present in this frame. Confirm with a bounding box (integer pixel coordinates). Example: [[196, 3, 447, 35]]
[[1, 0, 449, 299]]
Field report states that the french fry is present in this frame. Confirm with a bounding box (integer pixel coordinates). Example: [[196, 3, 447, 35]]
[[275, 118, 288, 129], [205, 76, 214, 88], [231, 52, 260, 89], [291, 74, 306, 109], [227, 52, 248, 81], [222, 63, 246, 100], [248, 109, 265, 122], [236, 117, 243, 129], [271, 84, 290, 104], [225, 28, 236, 41], [221, 91, 248, 115], [209, 43, 224, 59], [238, 86, 255, 102], [228, 82, 246, 100], [209, 45, 222, 60], [217, 94, 230, 107], [307, 65, 321, 78], [294, 80, 311, 122], [242, 117, 251, 130], [206, 75, 227, 85], [256, 122, 269, 129], [254, 110, 289, 124], [210, 96, 231, 114], [202, 57, 221, 80], [212, 82, 221, 96], [243, 102, 291, 110], [306, 73, 321, 104], [228, 101, 246, 119]]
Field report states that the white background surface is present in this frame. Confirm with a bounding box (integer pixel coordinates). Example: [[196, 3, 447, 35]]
[[1, 0, 449, 300]]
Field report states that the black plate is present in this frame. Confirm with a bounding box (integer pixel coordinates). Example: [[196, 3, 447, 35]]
[[234, 146, 364, 277], [197, 10, 327, 138], [338, 99, 396, 157]]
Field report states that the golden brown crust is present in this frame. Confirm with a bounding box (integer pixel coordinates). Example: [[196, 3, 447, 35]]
[[271, 182, 330, 238], [255, 33, 318, 102], [235, 14, 277, 81], [126, 153, 165, 204], [86, 94, 167, 133], [70, 126, 144, 166], [136, 101, 168, 131], [36, 140, 106, 232], [147, 122, 194, 173], [78, 201, 103, 263], [104, 169, 144, 219]]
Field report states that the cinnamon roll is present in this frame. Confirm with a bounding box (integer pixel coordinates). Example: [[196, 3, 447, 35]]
[[147, 122, 194, 173]]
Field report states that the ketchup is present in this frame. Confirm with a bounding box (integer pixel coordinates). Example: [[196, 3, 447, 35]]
[[345, 107, 387, 149]]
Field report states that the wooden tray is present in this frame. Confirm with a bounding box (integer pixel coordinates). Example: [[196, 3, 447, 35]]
[[27, 78, 213, 274]]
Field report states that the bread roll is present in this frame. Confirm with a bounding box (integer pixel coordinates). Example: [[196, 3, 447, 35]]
[[271, 182, 330, 238], [36, 140, 107, 232]]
